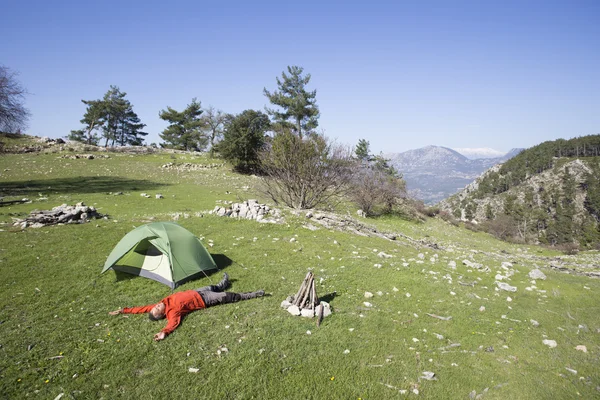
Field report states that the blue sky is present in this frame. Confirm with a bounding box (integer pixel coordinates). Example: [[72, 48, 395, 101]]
[[2, 0, 599, 154]]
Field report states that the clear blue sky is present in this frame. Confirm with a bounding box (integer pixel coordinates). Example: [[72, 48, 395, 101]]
[[2, 0, 599, 154]]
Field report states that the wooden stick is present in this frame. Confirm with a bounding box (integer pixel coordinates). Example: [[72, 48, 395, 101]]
[[293, 272, 311, 306], [311, 280, 318, 309], [316, 303, 324, 327]]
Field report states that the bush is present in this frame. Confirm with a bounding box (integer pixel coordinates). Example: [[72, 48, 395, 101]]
[[555, 242, 580, 255], [259, 132, 354, 209]]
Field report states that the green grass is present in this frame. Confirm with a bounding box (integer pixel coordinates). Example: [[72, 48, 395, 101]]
[[1, 143, 599, 399]]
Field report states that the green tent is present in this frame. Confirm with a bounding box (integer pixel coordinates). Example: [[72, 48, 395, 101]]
[[102, 222, 217, 288]]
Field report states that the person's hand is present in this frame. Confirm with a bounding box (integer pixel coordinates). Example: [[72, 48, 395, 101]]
[[109, 309, 122, 316], [154, 332, 166, 341]]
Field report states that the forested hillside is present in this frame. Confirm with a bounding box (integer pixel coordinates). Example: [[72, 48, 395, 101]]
[[438, 135, 600, 249]]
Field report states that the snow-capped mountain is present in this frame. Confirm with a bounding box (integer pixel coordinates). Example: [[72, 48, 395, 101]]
[[452, 147, 505, 159], [384, 146, 523, 204]]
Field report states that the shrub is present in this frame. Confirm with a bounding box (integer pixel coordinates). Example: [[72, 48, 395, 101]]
[[259, 132, 354, 209]]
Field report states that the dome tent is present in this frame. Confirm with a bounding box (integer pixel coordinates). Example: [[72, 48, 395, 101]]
[[102, 222, 217, 289]]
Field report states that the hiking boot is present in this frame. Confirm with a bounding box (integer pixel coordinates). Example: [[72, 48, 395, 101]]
[[240, 290, 265, 300], [215, 272, 230, 291]]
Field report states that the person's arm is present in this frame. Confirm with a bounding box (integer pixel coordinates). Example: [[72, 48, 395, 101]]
[[160, 312, 182, 337], [108, 304, 155, 315]]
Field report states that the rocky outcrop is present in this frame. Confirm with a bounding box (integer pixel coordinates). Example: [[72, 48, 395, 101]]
[[13, 202, 106, 228], [211, 200, 282, 223]]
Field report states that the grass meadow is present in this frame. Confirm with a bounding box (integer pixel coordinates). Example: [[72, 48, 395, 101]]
[[1, 145, 599, 399]]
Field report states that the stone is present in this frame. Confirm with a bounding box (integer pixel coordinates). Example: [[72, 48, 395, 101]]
[[155, 194, 164, 199], [497, 282, 517, 292], [364, 291, 374, 298], [321, 301, 332, 317], [280, 300, 292, 309], [542, 339, 557, 348], [421, 371, 436, 380], [287, 305, 301, 316], [575, 345, 587, 353], [529, 269, 547, 280], [300, 308, 315, 318]]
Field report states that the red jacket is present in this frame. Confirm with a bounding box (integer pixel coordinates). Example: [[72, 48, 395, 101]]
[[123, 290, 206, 336]]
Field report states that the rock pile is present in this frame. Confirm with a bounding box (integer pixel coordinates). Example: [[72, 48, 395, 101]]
[[161, 162, 223, 171], [211, 200, 282, 223], [281, 271, 332, 325], [13, 202, 106, 228], [60, 154, 110, 160]]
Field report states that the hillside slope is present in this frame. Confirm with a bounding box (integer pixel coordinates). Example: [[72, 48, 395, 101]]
[[438, 136, 600, 248]]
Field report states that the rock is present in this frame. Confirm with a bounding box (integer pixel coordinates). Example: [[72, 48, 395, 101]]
[[280, 300, 292, 309], [497, 282, 517, 292], [287, 305, 301, 316], [321, 301, 332, 317], [363, 302, 373, 307], [420, 371, 437, 380], [530, 319, 539, 327], [529, 269, 546, 280], [575, 345, 587, 353], [448, 260, 457, 269], [155, 194, 164, 199], [542, 339, 557, 348], [364, 291, 374, 298], [300, 308, 315, 318], [378, 251, 393, 258]]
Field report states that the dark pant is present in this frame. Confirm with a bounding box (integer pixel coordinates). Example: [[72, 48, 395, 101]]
[[195, 285, 242, 308]]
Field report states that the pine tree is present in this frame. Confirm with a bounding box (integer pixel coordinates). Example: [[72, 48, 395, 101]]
[[355, 139, 371, 162], [263, 66, 319, 138], [101, 86, 129, 147], [159, 98, 206, 151], [77, 99, 104, 145], [71, 86, 146, 146]]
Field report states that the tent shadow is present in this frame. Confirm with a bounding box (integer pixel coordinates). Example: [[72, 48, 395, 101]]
[[211, 254, 233, 270]]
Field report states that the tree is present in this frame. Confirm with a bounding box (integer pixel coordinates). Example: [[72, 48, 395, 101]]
[[159, 98, 206, 151], [355, 139, 371, 162], [70, 86, 146, 146], [201, 106, 227, 156], [0, 65, 30, 133], [260, 132, 355, 209], [217, 110, 270, 172], [69, 99, 105, 145], [263, 66, 319, 138]]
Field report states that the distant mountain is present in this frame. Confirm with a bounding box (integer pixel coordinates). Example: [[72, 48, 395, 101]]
[[437, 135, 600, 248], [453, 147, 505, 159], [384, 146, 523, 204]]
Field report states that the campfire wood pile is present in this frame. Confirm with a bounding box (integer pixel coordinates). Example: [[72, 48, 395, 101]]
[[281, 271, 332, 326], [12, 202, 106, 229]]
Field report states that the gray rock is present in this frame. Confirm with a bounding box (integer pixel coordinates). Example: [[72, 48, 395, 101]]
[[496, 282, 517, 292], [529, 269, 546, 280], [280, 300, 292, 309]]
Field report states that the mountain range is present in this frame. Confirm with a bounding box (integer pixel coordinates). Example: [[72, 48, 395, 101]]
[[384, 146, 523, 204]]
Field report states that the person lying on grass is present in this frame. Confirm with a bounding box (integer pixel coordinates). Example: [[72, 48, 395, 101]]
[[109, 273, 264, 341]]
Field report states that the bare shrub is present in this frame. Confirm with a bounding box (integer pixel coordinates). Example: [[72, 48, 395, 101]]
[[482, 214, 518, 241], [259, 132, 354, 209], [555, 242, 580, 255]]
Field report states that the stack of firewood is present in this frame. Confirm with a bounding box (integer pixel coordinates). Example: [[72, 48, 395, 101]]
[[281, 271, 332, 326], [292, 271, 319, 310]]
